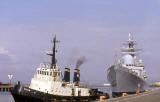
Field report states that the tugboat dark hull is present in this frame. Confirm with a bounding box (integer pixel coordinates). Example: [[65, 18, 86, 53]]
[[11, 84, 107, 102], [11, 92, 43, 102]]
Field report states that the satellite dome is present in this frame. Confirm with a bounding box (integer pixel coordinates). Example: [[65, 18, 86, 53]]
[[122, 54, 134, 65]]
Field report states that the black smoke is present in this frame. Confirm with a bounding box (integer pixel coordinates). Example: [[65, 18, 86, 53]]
[[76, 56, 86, 68]]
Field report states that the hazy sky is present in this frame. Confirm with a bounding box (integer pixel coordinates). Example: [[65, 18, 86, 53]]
[[0, 0, 160, 84]]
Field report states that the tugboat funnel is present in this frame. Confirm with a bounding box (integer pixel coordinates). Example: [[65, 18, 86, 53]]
[[63, 68, 70, 82], [73, 68, 80, 85]]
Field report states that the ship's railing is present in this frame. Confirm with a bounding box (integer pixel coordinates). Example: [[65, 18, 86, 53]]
[[38, 63, 62, 70], [39, 63, 51, 68]]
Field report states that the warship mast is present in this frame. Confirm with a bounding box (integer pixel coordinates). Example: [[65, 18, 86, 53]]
[[121, 33, 139, 56]]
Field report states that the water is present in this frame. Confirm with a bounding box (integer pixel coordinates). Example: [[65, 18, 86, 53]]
[[0, 92, 15, 102]]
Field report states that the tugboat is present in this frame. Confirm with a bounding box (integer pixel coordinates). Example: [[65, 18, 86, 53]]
[[11, 36, 108, 102], [107, 34, 147, 97]]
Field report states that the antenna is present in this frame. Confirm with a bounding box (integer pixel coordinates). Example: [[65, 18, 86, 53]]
[[129, 33, 131, 41], [114, 48, 118, 66]]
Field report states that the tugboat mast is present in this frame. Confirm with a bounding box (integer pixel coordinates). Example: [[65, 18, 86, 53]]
[[48, 35, 60, 69]]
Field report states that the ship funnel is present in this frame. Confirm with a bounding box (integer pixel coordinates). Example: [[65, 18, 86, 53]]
[[73, 68, 80, 85], [63, 68, 70, 82]]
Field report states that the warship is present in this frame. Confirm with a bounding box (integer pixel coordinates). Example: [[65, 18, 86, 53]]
[[11, 36, 108, 102], [107, 34, 147, 97]]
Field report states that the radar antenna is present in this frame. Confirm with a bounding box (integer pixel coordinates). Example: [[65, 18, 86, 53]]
[[128, 33, 134, 48]]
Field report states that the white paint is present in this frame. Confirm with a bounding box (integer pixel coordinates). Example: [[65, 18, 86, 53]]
[[123, 54, 134, 65], [29, 63, 90, 96]]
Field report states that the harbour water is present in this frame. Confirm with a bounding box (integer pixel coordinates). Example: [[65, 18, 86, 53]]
[[0, 92, 15, 102]]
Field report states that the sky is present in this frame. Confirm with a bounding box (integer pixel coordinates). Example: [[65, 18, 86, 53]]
[[0, 0, 160, 84]]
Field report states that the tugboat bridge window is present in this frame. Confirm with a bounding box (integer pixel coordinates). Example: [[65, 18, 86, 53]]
[[54, 72, 57, 76]]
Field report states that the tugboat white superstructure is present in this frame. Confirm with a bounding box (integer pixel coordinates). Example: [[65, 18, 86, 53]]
[[107, 34, 147, 97], [11, 36, 107, 102]]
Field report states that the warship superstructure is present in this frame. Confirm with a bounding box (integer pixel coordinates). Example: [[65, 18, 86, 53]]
[[107, 34, 147, 97], [11, 36, 107, 102]]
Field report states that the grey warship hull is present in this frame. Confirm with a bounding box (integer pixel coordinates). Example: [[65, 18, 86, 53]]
[[107, 64, 147, 97]]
